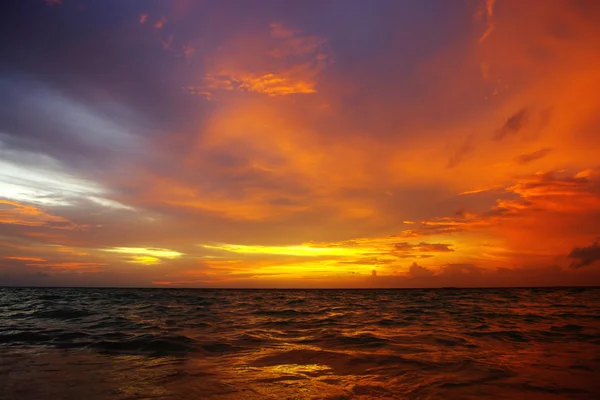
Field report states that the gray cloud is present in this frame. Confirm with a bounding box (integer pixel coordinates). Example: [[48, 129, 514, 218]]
[[515, 147, 552, 165], [408, 262, 434, 277], [366, 263, 600, 288], [393, 242, 454, 253], [0, 78, 149, 173], [494, 108, 529, 141], [569, 242, 600, 268]]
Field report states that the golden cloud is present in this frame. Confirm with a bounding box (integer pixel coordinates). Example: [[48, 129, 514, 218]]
[[187, 22, 331, 98], [103, 247, 184, 265], [0, 200, 78, 230]]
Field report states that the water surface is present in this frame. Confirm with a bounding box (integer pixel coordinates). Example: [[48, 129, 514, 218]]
[[1, 287, 599, 399]]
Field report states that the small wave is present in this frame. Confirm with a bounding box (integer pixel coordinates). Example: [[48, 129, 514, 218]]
[[181, 321, 213, 329], [352, 384, 390, 395], [466, 330, 529, 342], [515, 382, 592, 395], [35, 308, 95, 320], [90, 334, 196, 355], [377, 318, 410, 327], [334, 333, 390, 347], [300, 331, 391, 348], [0, 331, 51, 344], [550, 324, 583, 332], [234, 333, 270, 344], [253, 309, 312, 316], [435, 337, 476, 347], [285, 299, 306, 305], [200, 342, 241, 353], [37, 294, 63, 301]]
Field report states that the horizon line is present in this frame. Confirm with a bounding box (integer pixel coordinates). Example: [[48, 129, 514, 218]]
[[1, 285, 598, 290]]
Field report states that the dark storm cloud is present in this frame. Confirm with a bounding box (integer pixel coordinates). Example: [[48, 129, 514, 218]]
[[568, 242, 600, 268], [493, 108, 529, 141], [515, 148, 552, 165]]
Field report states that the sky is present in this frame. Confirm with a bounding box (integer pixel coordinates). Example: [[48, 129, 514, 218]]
[[1, 0, 600, 288]]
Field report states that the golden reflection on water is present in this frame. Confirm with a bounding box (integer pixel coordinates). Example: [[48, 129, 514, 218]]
[[258, 363, 331, 375]]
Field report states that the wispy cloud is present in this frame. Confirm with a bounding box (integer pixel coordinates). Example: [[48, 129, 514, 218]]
[[26, 262, 105, 271], [514, 148, 552, 165], [153, 17, 166, 29], [493, 108, 529, 141], [478, 0, 496, 43], [4, 256, 46, 262], [182, 44, 194, 61], [189, 73, 317, 97], [187, 22, 331, 98], [0, 200, 78, 230], [103, 247, 183, 265], [569, 242, 600, 268]]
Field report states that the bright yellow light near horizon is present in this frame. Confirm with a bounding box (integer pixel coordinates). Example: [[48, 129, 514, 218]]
[[130, 256, 161, 265], [103, 247, 183, 259], [241, 259, 376, 275], [202, 243, 364, 257]]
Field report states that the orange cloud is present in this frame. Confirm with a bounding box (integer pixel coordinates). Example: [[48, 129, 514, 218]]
[[182, 44, 194, 61], [26, 262, 105, 271], [4, 256, 46, 262], [0, 200, 78, 230], [188, 22, 331, 98], [400, 170, 600, 267], [413, 242, 454, 253], [478, 0, 495, 43], [54, 246, 88, 256], [139, 13, 148, 24], [195, 72, 317, 97], [153, 17, 166, 29], [514, 148, 553, 165]]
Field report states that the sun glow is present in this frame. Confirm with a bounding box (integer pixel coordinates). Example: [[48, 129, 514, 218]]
[[202, 243, 363, 257], [103, 247, 183, 262]]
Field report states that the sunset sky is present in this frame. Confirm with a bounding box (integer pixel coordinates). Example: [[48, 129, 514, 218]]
[[1, 0, 600, 287]]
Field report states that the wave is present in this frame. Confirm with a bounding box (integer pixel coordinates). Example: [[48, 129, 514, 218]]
[[35, 308, 95, 320], [466, 330, 530, 342], [253, 309, 314, 316], [90, 334, 196, 355], [299, 330, 391, 348]]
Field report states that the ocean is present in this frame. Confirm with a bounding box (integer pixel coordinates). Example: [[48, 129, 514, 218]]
[[1, 287, 599, 399]]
